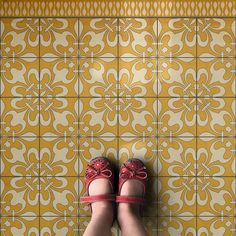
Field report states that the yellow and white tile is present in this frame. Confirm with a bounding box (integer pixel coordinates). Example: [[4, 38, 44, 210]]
[[197, 98, 235, 137], [1, 18, 39, 57], [158, 18, 197, 57], [158, 137, 196, 177], [158, 98, 197, 137], [79, 57, 117, 97], [158, 58, 196, 97], [1, 97, 39, 136], [1, 177, 39, 216], [197, 18, 236, 57], [1, 137, 39, 177], [79, 97, 118, 136], [197, 137, 235, 176], [119, 18, 157, 57], [40, 97, 78, 136], [40, 177, 79, 217], [40, 137, 78, 176], [40, 18, 78, 57], [79, 137, 118, 176], [119, 57, 157, 97], [1, 57, 39, 97], [79, 18, 118, 57], [119, 98, 157, 136], [40, 57, 78, 97], [197, 57, 236, 97]]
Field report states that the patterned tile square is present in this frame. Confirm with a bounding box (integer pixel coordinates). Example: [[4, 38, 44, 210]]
[[1, 57, 39, 97], [40, 18, 78, 57], [119, 57, 157, 97], [1, 137, 39, 177], [79, 137, 118, 176], [79, 97, 118, 136], [40, 217, 79, 235], [197, 216, 236, 235], [158, 177, 197, 217], [79, 18, 118, 57], [197, 177, 236, 216], [158, 216, 196, 236], [1, 217, 39, 235], [157, 18, 197, 57], [39, 97, 78, 137], [119, 18, 157, 57], [119, 98, 157, 136], [197, 57, 236, 97], [158, 57, 196, 97], [1, 97, 39, 136], [1, 177, 39, 216], [197, 137, 235, 176], [79, 57, 118, 97], [40, 57, 78, 97], [158, 98, 196, 137], [40, 137, 78, 176], [40, 177, 79, 217], [119, 137, 158, 176], [1, 18, 39, 57], [197, 18, 236, 57], [78, 217, 119, 236], [197, 98, 235, 137], [158, 137, 196, 177]]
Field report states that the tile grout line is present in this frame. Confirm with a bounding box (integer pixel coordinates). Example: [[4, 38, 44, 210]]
[[38, 17, 41, 235], [235, 17, 236, 231], [0, 16, 2, 235]]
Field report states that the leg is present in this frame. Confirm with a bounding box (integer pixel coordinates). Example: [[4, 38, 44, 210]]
[[83, 178, 113, 236], [117, 179, 148, 236]]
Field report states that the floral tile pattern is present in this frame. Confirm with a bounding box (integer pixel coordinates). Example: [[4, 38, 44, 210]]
[[0, 15, 236, 234]]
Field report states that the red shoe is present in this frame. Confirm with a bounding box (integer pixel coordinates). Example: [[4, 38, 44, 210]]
[[80, 157, 116, 208], [116, 158, 148, 205]]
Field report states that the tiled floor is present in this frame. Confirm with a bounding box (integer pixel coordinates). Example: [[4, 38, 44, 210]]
[[0, 17, 236, 235]]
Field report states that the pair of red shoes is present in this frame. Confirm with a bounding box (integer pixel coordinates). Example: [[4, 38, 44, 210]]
[[80, 157, 148, 207]]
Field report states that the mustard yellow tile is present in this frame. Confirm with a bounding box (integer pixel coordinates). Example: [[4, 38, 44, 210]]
[[158, 18, 196, 57], [1, 97, 39, 136], [1, 177, 39, 216], [197, 216, 236, 236], [158, 137, 196, 177], [197, 177, 236, 216], [197, 137, 235, 176], [79, 57, 117, 97], [1, 217, 39, 235], [119, 98, 157, 136], [1, 57, 39, 97], [158, 217, 196, 236], [197, 18, 235, 57], [40, 217, 79, 235], [40, 177, 78, 216], [79, 18, 117, 57], [197, 98, 235, 136], [119, 18, 157, 57], [158, 98, 196, 137], [40, 57, 78, 97], [158, 177, 197, 216], [158, 58, 196, 97], [40, 97, 78, 136], [119, 137, 157, 176], [40, 18, 78, 57], [79, 217, 118, 236], [1, 137, 39, 177], [119, 57, 157, 97], [79, 137, 117, 176], [79, 178, 90, 216], [79, 98, 118, 136], [1, 18, 39, 57], [197, 58, 236, 97], [40, 137, 78, 176]]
